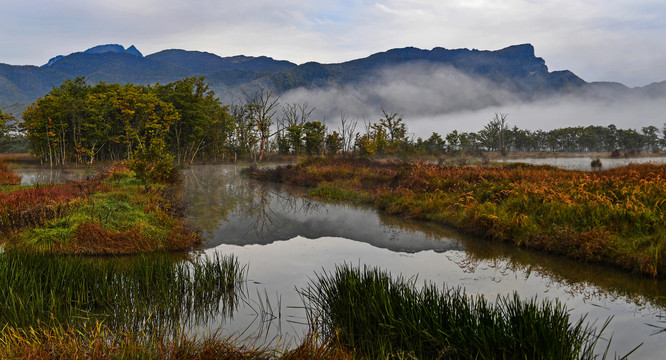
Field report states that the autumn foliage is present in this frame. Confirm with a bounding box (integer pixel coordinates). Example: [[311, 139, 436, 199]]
[[252, 157, 666, 277]]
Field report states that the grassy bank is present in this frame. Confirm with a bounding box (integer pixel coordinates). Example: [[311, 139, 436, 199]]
[[301, 264, 614, 359], [0, 322, 353, 360], [251, 157, 666, 277], [0, 162, 201, 254]]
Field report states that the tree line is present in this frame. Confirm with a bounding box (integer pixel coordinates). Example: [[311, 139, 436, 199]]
[[2, 77, 666, 164]]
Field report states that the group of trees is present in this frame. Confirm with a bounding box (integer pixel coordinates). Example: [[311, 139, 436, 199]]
[[5, 77, 666, 164], [416, 120, 666, 157], [19, 77, 232, 166]]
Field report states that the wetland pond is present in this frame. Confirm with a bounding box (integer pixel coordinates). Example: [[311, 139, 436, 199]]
[[12, 160, 666, 358], [184, 164, 665, 359]]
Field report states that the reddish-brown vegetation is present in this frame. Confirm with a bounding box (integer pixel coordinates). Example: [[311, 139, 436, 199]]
[[0, 162, 201, 255], [252, 157, 666, 277], [0, 179, 104, 234], [0, 158, 21, 185]]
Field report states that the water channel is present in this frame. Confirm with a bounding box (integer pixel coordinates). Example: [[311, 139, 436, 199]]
[[184, 164, 665, 359], [12, 160, 666, 358]]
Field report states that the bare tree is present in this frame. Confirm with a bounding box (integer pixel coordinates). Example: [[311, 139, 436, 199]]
[[243, 86, 280, 161], [338, 111, 358, 154]]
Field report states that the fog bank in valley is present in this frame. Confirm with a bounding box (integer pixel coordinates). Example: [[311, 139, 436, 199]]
[[407, 96, 666, 139], [278, 63, 666, 139]]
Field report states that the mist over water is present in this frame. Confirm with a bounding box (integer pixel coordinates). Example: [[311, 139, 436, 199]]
[[408, 95, 666, 138], [278, 63, 666, 138]]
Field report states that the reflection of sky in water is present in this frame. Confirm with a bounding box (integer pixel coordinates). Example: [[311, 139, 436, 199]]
[[207, 237, 665, 359], [206, 196, 463, 253], [185, 164, 666, 358], [505, 156, 666, 171]]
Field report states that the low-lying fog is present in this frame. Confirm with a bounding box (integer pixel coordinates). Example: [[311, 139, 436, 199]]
[[278, 63, 666, 138]]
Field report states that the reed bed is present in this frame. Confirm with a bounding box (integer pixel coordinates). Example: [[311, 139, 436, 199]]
[[300, 264, 615, 359], [251, 157, 666, 276], [0, 252, 246, 331]]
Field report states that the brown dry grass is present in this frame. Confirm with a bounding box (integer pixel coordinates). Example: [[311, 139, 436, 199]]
[[252, 157, 666, 277]]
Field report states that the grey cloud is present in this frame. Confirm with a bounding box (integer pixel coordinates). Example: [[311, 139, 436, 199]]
[[1, 0, 666, 87]]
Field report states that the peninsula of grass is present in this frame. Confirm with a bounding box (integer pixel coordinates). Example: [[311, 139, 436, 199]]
[[251, 157, 666, 277], [0, 162, 201, 254]]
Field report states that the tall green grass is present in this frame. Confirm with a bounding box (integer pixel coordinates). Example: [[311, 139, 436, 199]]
[[0, 252, 246, 331], [300, 264, 617, 359]]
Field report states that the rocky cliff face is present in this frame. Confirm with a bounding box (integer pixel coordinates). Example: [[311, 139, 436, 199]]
[[44, 44, 143, 67]]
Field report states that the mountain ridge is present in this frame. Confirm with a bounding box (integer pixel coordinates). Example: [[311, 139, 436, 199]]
[[1, 43, 662, 118]]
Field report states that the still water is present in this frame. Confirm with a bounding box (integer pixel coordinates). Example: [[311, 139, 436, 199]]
[[504, 156, 666, 171], [185, 164, 666, 358], [16, 167, 96, 185]]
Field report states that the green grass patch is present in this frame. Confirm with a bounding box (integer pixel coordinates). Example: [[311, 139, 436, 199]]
[[308, 184, 374, 205], [300, 264, 624, 359]]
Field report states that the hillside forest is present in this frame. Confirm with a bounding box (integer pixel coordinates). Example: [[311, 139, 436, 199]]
[[2, 77, 666, 164]]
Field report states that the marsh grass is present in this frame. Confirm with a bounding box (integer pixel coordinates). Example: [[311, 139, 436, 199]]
[[0, 322, 275, 360], [0, 252, 246, 331], [300, 264, 617, 359], [0, 158, 21, 186], [1, 162, 201, 254], [0, 321, 356, 360], [252, 158, 666, 276]]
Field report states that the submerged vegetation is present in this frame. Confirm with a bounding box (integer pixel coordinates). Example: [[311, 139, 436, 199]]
[[252, 157, 666, 277], [301, 264, 613, 359]]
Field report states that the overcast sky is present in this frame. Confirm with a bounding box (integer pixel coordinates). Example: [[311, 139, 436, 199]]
[[1, 0, 665, 87]]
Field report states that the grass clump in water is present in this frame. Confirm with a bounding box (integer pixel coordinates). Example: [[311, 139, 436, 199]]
[[0, 251, 246, 331], [300, 264, 613, 359]]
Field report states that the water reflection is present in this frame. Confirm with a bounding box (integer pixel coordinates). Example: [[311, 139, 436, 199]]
[[184, 165, 463, 253], [14, 167, 97, 185], [185, 164, 666, 358], [505, 156, 666, 171]]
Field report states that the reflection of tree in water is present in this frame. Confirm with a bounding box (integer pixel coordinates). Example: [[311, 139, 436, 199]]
[[184, 165, 325, 238], [238, 182, 278, 236], [184, 166, 244, 233], [239, 181, 326, 238]]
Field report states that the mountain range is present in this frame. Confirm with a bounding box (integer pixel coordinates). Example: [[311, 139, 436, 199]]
[[1, 43, 665, 118]]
